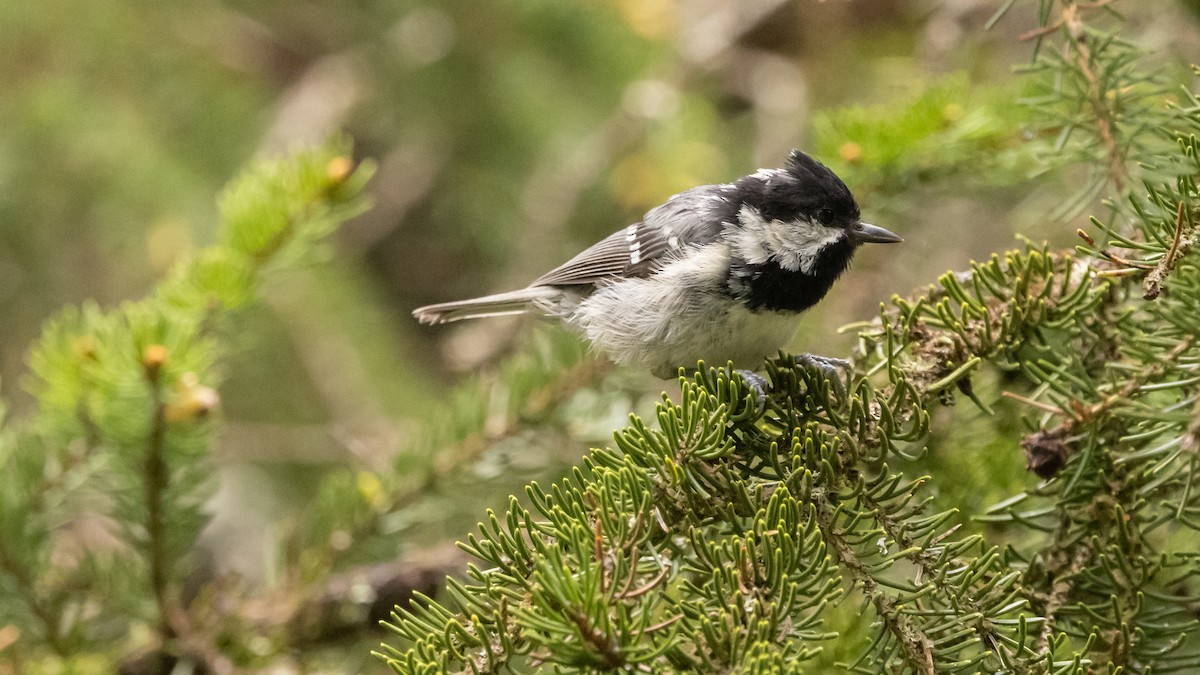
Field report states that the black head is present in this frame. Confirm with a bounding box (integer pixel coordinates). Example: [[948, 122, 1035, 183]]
[[733, 150, 860, 230], [724, 150, 902, 313]]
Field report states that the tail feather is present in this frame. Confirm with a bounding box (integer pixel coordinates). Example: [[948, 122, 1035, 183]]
[[412, 287, 560, 325]]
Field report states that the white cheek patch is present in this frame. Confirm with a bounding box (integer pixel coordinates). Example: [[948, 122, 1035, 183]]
[[727, 205, 844, 274]]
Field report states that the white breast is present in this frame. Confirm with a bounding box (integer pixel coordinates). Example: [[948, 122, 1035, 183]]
[[567, 244, 801, 378]]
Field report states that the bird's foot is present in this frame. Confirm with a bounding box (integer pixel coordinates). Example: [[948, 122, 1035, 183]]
[[712, 358, 849, 419], [732, 369, 770, 418], [793, 353, 851, 400]]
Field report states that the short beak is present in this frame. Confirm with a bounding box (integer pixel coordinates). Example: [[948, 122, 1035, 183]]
[[853, 222, 903, 244]]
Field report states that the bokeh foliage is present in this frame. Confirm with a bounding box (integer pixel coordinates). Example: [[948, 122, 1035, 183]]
[[2, 0, 1200, 673]]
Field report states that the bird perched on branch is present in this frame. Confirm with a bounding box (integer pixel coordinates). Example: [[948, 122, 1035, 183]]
[[414, 150, 901, 391]]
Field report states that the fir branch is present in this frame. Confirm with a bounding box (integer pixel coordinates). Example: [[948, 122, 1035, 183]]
[[855, 482, 1038, 673], [812, 487, 936, 674]]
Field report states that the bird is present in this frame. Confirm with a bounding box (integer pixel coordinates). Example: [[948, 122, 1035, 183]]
[[413, 149, 901, 388]]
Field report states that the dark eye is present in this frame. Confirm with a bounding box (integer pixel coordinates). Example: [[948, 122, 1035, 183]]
[[816, 207, 835, 225]]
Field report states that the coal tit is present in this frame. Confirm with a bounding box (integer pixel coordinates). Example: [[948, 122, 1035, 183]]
[[413, 150, 901, 379]]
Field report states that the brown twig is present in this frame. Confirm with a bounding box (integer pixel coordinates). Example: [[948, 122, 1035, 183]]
[[1022, 1, 1129, 191], [1096, 249, 1156, 270], [288, 552, 466, 646], [569, 611, 625, 670], [1096, 267, 1145, 278], [642, 614, 684, 633], [1018, 0, 1118, 41], [1002, 390, 1067, 415], [1065, 2, 1129, 192], [1143, 199, 1194, 299], [1008, 336, 1196, 422], [120, 551, 466, 674], [593, 514, 608, 596], [1076, 229, 1159, 275], [617, 565, 671, 601]]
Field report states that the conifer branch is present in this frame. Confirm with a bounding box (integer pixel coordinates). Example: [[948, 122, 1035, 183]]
[[1058, 2, 1128, 192], [855, 482, 1037, 672], [0, 543, 67, 655], [1143, 199, 1194, 299], [1033, 529, 1095, 655], [812, 487, 936, 674], [0, 140, 374, 670], [141, 345, 176, 640]]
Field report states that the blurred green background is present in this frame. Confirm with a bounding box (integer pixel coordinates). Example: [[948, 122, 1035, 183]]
[[4, 0, 1200, 670]]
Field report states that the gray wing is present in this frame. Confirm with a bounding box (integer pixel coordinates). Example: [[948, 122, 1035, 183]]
[[532, 186, 730, 287]]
